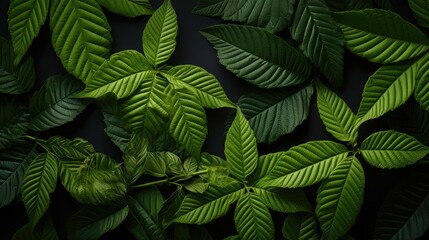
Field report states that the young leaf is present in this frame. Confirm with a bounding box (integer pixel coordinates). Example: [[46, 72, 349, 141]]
[[0, 141, 38, 207], [290, 0, 344, 88], [29, 74, 90, 131], [126, 187, 165, 240], [7, 0, 50, 65], [316, 81, 357, 144], [234, 192, 274, 240], [326, 0, 373, 11], [316, 157, 365, 240], [77, 50, 155, 99], [374, 172, 429, 240], [123, 132, 148, 184], [355, 59, 420, 129], [193, 0, 294, 33], [168, 86, 207, 157], [22, 153, 57, 229], [253, 188, 312, 213], [225, 108, 258, 182], [257, 141, 349, 188], [409, 0, 429, 28], [173, 181, 244, 224], [66, 206, 129, 240], [0, 95, 29, 149], [143, 0, 177, 67], [39, 136, 95, 160], [200, 24, 312, 88], [333, 9, 429, 63], [238, 84, 313, 144], [50, 0, 112, 81], [360, 130, 429, 168], [282, 213, 319, 240], [97, 0, 154, 17], [165, 65, 234, 108]]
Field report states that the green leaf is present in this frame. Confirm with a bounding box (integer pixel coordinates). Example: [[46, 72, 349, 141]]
[[258, 141, 349, 188], [126, 187, 165, 240], [374, 172, 429, 240], [234, 192, 274, 240], [238, 84, 313, 144], [415, 55, 429, 112], [355, 58, 420, 129], [12, 214, 59, 240], [22, 153, 57, 228], [123, 132, 148, 184], [39, 136, 95, 160], [143, 0, 177, 67], [119, 75, 170, 140], [316, 81, 357, 144], [50, 0, 111, 81], [97, 0, 154, 17], [165, 65, 234, 108], [326, 0, 373, 11], [29, 74, 90, 131], [333, 9, 429, 64], [66, 205, 129, 240], [290, 0, 344, 88], [184, 180, 209, 194], [282, 213, 319, 240], [360, 130, 429, 168], [193, 0, 294, 33], [225, 108, 258, 182], [173, 181, 244, 224], [200, 24, 312, 88], [409, 0, 429, 28], [7, 0, 49, 65], [253, 188, 312, 213], [159, 188, 186, 226], [0, 38, 35, 94], [77, 50, 155, 99], [250, 152, 284, 183], [0, 141, 37, 207], [316, 157, 365, 240], [142, 152, 169, 177], [169, 86, 207, 157], [0, 95, 29, 149]]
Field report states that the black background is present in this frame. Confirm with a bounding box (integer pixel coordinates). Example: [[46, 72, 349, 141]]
[[0, 0, 428, 239]]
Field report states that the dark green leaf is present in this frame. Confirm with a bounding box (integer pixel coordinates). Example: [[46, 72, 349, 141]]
[[123, 132, 148, 184], [409, 0, 429, 28], [0, 95, 29, 149], [39, 136, 95, 160], [282, 213, 319, 240], [253, 188, 312, 213], [326, 0, 373, 11]]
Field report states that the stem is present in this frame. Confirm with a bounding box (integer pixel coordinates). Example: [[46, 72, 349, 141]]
[[24, 135, 37, 141], [130, 169, 210, 190], [130, 178, 170, 189]]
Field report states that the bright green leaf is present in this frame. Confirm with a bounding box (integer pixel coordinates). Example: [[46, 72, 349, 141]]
[[333, 9, 429, 63], [234, 192, 274, 240], [361, 130, 429, 168], [7, 0, 50, 65], [282, 213, 319, 240], [225, 108, 258, 182], [39, 136, 95, 160], [291, 0, 344, 88], [22, 153, 57, 229], [50, 0, 112, 81], [238, 84, 313, 144], [193, 0, 294, 33], [97, 0, 154, 17], [0, 141, 37, 207], [200, 24, 312, 88], [0, 95, 29, 149], [173, 182, 244, 224], [253, 188, 312, 213], [415, 55, 429, 112], [143, 0, 177, 67], [143, 152, 169, 177], [66, 205, 129, 240], [316, 157, 365, 240]]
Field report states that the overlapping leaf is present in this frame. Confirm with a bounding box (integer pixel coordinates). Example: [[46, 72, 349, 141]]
[[238, 84, 313, 144], [29, 75, 90, 131], [143, 0, 177, 67], [333, 9, 429, 63], [193, 0, 294, 33], [97, 0, 154, 17], [361, 130, 429, 168], [39, 136, 95, 160], [257, 141, 349, 188], [7, 0, 49, 65], [66, 206, 129, 240], [22, 153, 57, 228], [225, 109, 258, 182], [12, 214, 59, 240], [0, 141, 37, 207], [0, 95, 29, 149], [326, 0, 373, 11], [282, 213, 319, 240], [316, 81, 357, 144], [201, 24, 312, 88], [253, 188, 312, 213], [173, 182, 244, 224], [50, 0, 111, 81], [415, 55, 429, 112], [123, 132, 148, 184], [408, 0, 429, 28], [355, 58, 420, 129], [290, 0, 344, 88], [316, 157, 365, 240], [234, 192, 274, 240]]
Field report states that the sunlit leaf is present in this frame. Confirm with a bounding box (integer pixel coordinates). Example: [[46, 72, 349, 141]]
[[98, 0, 154, 17]]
